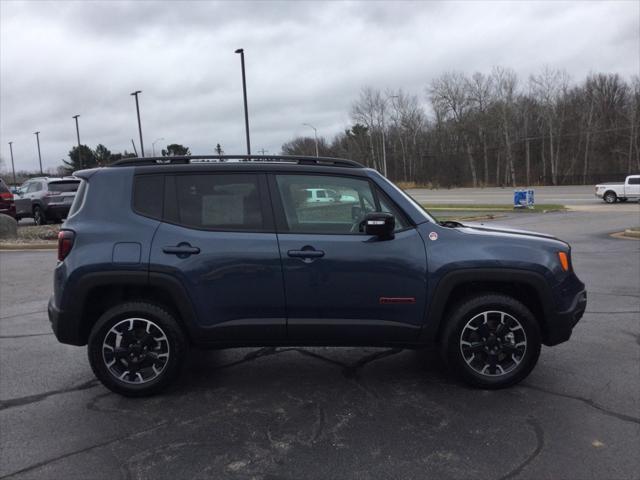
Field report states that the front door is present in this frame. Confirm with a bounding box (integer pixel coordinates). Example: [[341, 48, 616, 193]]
[[149, 172, 286, 342], [270, 173, 428, 343]]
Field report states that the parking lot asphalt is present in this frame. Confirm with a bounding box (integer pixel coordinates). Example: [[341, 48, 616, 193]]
[[1, 208, 639, 480]]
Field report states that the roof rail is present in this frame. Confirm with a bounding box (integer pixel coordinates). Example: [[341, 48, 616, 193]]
[[108, 155, 364, 168]]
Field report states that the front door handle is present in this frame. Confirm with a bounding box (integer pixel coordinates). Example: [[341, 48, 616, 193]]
[[287, 250, 324, 258], [287, 247, 325, 263], [163, 243, 200, 257]]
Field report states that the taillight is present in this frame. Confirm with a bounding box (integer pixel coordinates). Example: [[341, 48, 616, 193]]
[[0, 192, 12, 201], [58, 230, 75, 261]]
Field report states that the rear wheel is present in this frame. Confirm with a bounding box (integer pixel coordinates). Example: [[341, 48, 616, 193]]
[[88, 302, 187, 397], [603, 191, 617, 204], [441, 294, 541, 389]]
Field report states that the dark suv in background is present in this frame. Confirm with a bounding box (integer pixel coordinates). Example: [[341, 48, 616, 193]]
[[49, 155, 587, 396], [15, 177, 80, 224]]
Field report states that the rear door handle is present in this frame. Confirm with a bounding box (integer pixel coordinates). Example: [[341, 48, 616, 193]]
[[163, 243, 200, 257]]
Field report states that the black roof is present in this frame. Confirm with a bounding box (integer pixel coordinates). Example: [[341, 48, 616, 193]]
[[109, 155, 364, 169]]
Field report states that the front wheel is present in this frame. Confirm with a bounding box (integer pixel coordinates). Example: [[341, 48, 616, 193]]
[[441, 294, 541, 389], [88, 302, 187, 397], [603, 191, 617, 204]]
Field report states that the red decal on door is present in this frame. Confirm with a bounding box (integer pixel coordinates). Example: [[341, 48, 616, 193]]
[[379, 297, 416, 304]]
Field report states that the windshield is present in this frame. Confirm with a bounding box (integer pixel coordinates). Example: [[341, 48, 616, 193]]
[[48, 181, 80, 193]]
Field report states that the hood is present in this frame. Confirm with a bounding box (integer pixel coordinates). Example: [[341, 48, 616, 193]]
[[456, 222, 563, 243]]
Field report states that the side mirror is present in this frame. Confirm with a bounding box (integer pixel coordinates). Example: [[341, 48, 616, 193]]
[[363, 212, 395, 239]]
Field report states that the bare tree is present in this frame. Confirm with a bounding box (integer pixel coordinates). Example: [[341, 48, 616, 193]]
[[429, 72, 478, 187], [467, 72, 494, 186], [492, 66, 518, 187], [530, 67, 570, 184]]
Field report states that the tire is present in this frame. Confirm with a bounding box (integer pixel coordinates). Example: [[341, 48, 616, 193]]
[[88, 302, 188, 397], [33, 206, 46, 225], [440, 293, 541, 389], [603, 191, 617, 204]]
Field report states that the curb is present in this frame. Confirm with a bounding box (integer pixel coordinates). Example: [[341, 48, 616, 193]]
[[0, 242, 57, 250], [610, 231, 640, 241]]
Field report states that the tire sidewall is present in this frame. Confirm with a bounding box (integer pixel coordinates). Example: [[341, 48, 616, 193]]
[[604, 192, 617, 204], [442, 294, 541, 389], [33, 206, 45, 225], [88, 302, 187, 397]]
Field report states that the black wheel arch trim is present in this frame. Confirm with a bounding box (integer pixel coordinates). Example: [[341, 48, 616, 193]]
[[56, 270, 198, 345], [422, 268, 555, 343]]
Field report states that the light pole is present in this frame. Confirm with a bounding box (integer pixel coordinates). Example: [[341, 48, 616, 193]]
[[33, 131, 43, 174], [152, 137, 164, 157], [8, 141, 16, 185], [130, 90, 145, 157], [303, 123, 319, 157], [234, 48, 251, 156], [380, 95, 399, 177], [72, 115, 82, 168]]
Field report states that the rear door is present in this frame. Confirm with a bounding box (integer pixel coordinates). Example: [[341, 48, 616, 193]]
[[149, 172, 286, 342], [270, 173, 428, 342]]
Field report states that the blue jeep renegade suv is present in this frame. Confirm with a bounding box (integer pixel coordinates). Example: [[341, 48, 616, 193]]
[[49, 155, 587, 396]]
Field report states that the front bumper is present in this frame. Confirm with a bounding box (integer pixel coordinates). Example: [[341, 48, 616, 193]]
[[543, 289, 587, 346], [48, 295, 85, 346]]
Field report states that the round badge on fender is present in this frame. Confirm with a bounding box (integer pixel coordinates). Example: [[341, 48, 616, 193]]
[[429, 232, 438, 241]]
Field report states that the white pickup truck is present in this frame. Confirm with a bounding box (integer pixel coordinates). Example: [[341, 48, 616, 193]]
[[595, 175, 640, 203]]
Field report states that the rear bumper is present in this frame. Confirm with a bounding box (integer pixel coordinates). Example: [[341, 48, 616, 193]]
[[543, 289, 587, 346], [0, 205, 16, 218], [48, 295, 85, 346], [45, 204, 72, 219]]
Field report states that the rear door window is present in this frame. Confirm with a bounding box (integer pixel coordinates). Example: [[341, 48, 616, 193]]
[[166, 174, 266, 231], [26, 182, 42, 193]]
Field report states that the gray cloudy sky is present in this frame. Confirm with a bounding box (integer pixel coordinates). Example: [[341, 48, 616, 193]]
[[1, 0, 638, 172]]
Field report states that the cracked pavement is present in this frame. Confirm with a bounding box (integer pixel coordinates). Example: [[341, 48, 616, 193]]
[[1, 208, 639, 479]]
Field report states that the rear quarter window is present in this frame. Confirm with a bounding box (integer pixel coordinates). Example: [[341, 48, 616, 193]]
[[67, 180, 87, 218], [133, 175, 164, 220]]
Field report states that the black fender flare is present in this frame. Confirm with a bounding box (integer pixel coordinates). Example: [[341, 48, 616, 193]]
[[63, 270, 198, 344], [422, 268, 555, 342]]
